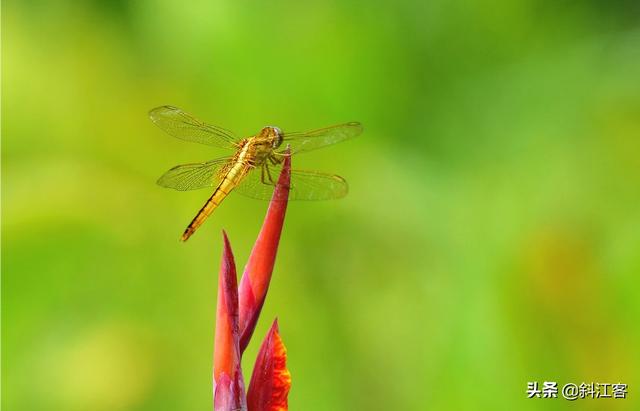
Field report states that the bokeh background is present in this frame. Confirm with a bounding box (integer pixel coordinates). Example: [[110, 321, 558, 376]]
[[3, 1, 640, 410]]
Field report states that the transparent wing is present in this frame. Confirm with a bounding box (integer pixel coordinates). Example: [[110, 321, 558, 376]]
[[149, 106, 238, 149], [279, 122, 363, 154], [157, 158, 230, 191], [234, 163, 348, 201]]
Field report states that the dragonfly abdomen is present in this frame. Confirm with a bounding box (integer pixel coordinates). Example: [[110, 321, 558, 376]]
[[180, 161, 251, 241]]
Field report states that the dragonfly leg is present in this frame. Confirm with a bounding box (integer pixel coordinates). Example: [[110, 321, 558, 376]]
[[271, 151, 289, 160], [264, 164, 276, 184], [268, 154, 282, 165], [260, 165, 267, 184]]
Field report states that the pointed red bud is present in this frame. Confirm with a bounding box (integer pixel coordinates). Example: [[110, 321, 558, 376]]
[[247, 319, 291, 411], [213, 232, 247, 411], [238, 152, 291, 352]]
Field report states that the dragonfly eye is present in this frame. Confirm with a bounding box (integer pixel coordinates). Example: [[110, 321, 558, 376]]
[[272, 127, 283, 148]]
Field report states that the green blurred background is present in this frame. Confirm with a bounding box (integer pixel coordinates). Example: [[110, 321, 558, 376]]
[[3, 1, 640, 410]]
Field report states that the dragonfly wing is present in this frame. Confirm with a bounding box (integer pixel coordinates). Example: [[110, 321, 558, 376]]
[[157, 158, 230, 191], [149, 106, 238, 149], [288, 169, 349, 200], [279, 122, 363, 154], [234, 163, 348, 201]]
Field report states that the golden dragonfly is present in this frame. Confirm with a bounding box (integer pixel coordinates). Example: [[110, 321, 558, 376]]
[[150, 106, 363, 241]]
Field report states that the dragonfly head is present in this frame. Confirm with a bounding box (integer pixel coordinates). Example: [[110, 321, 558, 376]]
[[264, 126, 283, 148]]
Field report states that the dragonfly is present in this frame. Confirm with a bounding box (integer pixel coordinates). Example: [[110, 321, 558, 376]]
[[150, 106, 363, 241]]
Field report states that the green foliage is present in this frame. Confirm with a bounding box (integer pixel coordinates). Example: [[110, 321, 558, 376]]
[[3, 1, 639, 410]]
